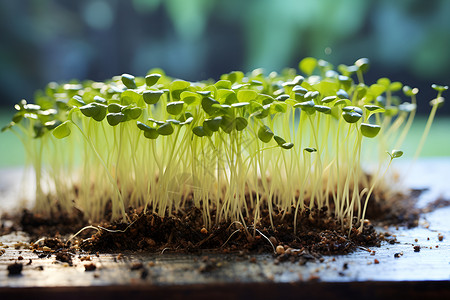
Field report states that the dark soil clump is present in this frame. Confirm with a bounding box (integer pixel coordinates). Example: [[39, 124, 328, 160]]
[[20, 208, 87, 237], [7, 262, 23, 276]]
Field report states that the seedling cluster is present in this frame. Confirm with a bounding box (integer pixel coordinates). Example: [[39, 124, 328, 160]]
[[3, 58, 447, 232]]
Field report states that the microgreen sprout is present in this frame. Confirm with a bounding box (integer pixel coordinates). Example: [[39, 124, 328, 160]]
[[3, 58, 446, 233]]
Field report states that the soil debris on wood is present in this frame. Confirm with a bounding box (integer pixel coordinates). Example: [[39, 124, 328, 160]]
[[7, 262, 23, 276]]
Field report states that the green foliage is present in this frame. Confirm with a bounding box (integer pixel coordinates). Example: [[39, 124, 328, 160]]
[[3, 58, 446, 233]]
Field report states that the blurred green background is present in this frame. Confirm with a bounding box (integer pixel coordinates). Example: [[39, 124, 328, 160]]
[[1, 0, 449, 166]]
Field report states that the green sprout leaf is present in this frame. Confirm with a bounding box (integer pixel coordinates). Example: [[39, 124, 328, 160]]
[[258, 125, 274, 143], [52, 121, 71, 139], [204, 117, 222, 132], [281, 143, 294, 149], [68, 95, 86, 107], [166, 101, 185, 115], [364, 105, 384, 112], [368, 84, 386, 97], [80, 103, 100, 118], [336, 89, 349, 99], [276, 94, 290, 101], [355, 58, 370, 73], [219, 115, 234, 133], [231, 102, 250, 108], [403, 86, 419, 97], [108, 103, 124, 113], [143, 90, 165, 105], [227, 71, 244, 84], [274, 135, 294, 149], [94, 95, 107, 104], [431, 84, 448, 93], [294, 100, 315, 115], [304, 147, 317, 153], [121, 90, 143, 105], [388, 149, 404, 159], [299, 57, 317, 76], [181, 91, 202, 105], [361, 123, 381, 138], [389, 82, 403, 92], [338, 75, 353, 90], [234, 117, 248, 131], [121, 74, 137, 89], [292, 85, 308, 96], [157, 122, 174, 135], [192, 126, 211, 137], [145, 74, 162, 87], [322, 96, 337, 104], [44, 120, 62, 130], [123, 106, 142, 120], [144, 130, 159, 139], [273, 135, 286, 146], [237, 90, 257, 102], [107, 112, 126, 126], [342, 110, 362, 123], [137, 121, 159, 139], [314, 105, 331, 114], [170, 80, 190, 100], [201, 97, 220, 115], [214, 80, 232, 90]]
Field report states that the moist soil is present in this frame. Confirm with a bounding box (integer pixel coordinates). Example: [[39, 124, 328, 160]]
[[2, 187, 445, 261]]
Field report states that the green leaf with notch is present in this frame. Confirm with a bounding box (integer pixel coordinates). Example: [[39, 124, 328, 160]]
[[52, 121, 71, 139], [166, 101, 184, 115], [145, 74, 162, 87], [361, 123, 381, 138], [143, 90, 165, 105], [121, 74, 137, 89], [258, 125, 274, 143]]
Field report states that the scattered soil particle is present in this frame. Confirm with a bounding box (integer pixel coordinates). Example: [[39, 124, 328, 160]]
[[84, 263, 96, 271], [55, 251, 73, 266], [27, 259, 32, 265], [80, 256, 91, 261], [18, 256, 23, 260], [414, 245, 421, 252], [374, 259, 380, 264], [140, 269, 149, 280], [130, 262, 144, 270], [7, 263, 23, 276], [438, 233, 444, 241], [276, 245, 285, 255], [394, 252, 403, 258]]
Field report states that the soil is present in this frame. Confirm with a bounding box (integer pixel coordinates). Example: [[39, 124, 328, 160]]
[[2, 187, 448, 262]]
